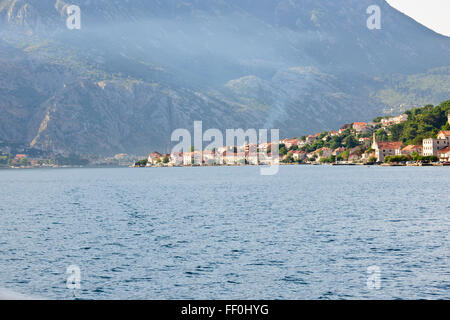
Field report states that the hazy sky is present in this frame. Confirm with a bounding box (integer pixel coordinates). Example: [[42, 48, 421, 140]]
[[387, 0, 450, 36]]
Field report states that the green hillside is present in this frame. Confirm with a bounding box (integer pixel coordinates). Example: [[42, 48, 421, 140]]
[[378, 100, 450, 145]]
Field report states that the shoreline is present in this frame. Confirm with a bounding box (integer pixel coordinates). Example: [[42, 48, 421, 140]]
[[1, 162, 449, 170]]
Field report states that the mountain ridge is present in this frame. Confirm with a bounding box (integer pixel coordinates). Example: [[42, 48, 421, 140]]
[[0, 0, 449, 155]]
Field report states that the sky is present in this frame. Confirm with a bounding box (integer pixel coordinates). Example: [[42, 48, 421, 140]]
[[386, 0, 450, 37]]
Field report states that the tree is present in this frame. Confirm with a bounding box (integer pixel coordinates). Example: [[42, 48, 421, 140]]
[[375, 128, 388, 142], [341, 149, 350, 161], [284, 153, 294, 163], [135, 159, 148, 167], [368, 156, 378, 164], [345, 135, 359, 148], [384, 155, 409, 163], [279, 147, 288, 156]]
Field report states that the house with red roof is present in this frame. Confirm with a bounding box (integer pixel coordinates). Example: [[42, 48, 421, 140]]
[[282, 138, 300, 149], [290, 150, 307, 161], [438, 146, 450, 162], [372, 134, 403, 162], [147, 152, 162, 165], [401, 145, 422, 156]]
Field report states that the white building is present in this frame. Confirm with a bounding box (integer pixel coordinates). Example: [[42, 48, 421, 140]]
[[423, 131, 450, 156]]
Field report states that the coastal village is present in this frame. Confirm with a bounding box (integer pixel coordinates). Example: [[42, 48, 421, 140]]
[[139, 110, 450, 168], [2, 104, 450, 169]]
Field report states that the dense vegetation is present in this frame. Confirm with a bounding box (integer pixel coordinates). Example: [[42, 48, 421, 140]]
[[376, 100, 450, 145], [279, 99, 450, 164]]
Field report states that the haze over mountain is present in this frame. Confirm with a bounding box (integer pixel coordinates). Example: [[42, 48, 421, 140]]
[[0, 0, 449, 155]]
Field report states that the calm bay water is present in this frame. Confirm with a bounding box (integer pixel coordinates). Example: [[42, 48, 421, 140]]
[[0, 166, 449, 300]]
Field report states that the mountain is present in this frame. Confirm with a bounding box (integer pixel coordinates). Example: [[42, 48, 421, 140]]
[[0, 0, 449, 155]]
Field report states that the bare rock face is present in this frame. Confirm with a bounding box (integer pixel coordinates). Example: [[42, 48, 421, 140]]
[[0, 1, 449, 155]]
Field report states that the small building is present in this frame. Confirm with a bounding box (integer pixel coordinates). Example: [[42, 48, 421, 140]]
[[291, 150, 307, 161], [353, 122, 373, 134], [258, 142, 272, 152], [348, 146, 363, 162], [437, 130, 450, 141], [401, 145, 422, 156], [438, 146, 450, 162], [305, 135, 317, 145], [170, 152, 183, 166], [202, 150, 216, 165], [147, 152, 162, 165], [247, 151, 259, 165], [381, 114, 408, 126], [223, 152, 245, 165], [258, 152, 278, 165], [282, 139, 300, 149]]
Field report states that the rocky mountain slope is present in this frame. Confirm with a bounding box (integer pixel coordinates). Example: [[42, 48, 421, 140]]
[[0, 0, 449, 155]]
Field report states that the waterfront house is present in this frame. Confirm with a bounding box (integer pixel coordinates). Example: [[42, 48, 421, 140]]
[[183, 152, 193, 166], [372, 134, 403, 162], [348, 146, 363, 162], [291, 150, 307, 161], [183, 152, 202, 165], [147, 152, 162, 165], [438, 146, 450, 162], [401, 145, 422, 156], [202, 150, 216, 165], [170, 152, 183, 166], [222, 152, 245, 165], [315, 147, 333, 160], [258, 152, 278, 165], [423, 131, 450, 156], [247, 151, 259, 165]]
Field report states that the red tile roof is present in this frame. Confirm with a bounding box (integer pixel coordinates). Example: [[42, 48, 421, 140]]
[[438, 146, 450, 154], [402, 145, 422, 152], [377, 142, 403, 150]]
